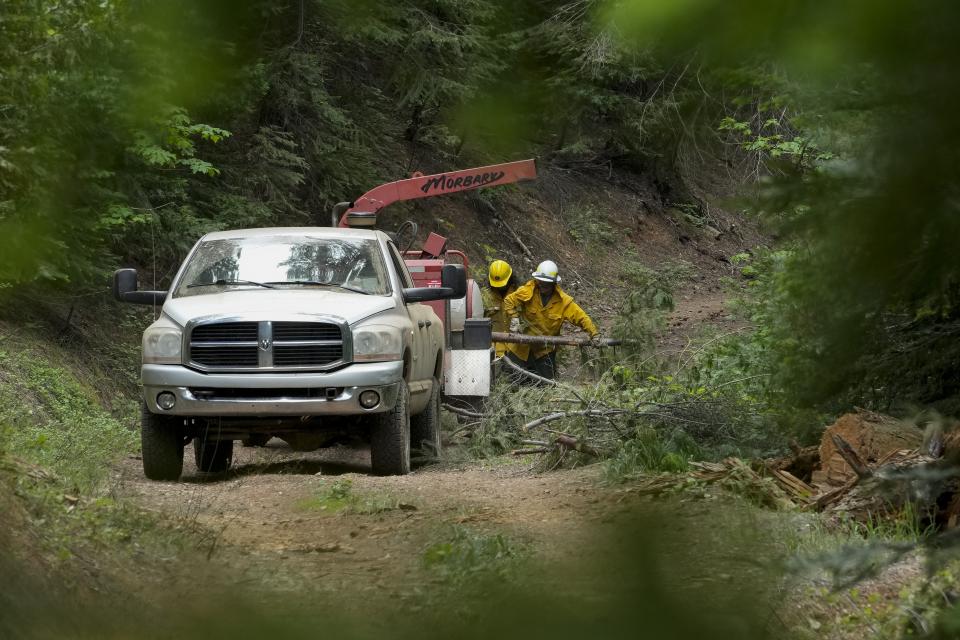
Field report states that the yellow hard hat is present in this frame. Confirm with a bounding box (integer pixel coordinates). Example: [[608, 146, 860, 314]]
[[488, 260, 513, 288]]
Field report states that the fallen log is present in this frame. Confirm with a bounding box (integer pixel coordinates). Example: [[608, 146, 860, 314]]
[[821, 449, 937, 521], [771, 469, 817, 502], [831, 434, 872, 480], [521, 439, 550, 447], [441, 403, 487, 419], [814, 479, 857, 510], [555, 434, 600, 457], [943, 493, 960, 529], [523, 408, 629, 432], [690, 461, 727, 473], [491, 332, 622, 347], [812, 410, 922, 489]]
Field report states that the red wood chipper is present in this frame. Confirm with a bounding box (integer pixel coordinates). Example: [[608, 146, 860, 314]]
[[332, 159, 538, 404]]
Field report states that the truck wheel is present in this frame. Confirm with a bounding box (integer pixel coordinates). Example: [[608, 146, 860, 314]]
[[371, 380, 411, 476], [141, 403, 184, 481], [194, 438, 234, 473], [410, 377, 442, 461]]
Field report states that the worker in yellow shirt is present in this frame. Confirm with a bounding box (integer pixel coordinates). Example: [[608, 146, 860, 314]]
[[482, 260, 519, 357], [503, 259, 600, 380]]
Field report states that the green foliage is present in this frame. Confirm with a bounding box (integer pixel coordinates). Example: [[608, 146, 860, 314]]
[[857, 503, 937, 544], [0, 0, 771, 293], [718, 116, 830, 169], [612, 258, 695, 355], [0, 349, 137, 491], [466, 382, 529, 457], [296, 478, 404, 515], [0, 326, 203, 586], [0, 1, 249, 285], [599, 370, 789, 482], [603, 428, 702, 480], [502, 10, 679, 165], [422, 525, 521, 585], [621, 259, 695, 307], [7, 472, 197, 571], [131, 107, 231, 176], [606, 0, 960, 414], [659, 250, 826, 443], [333, 0, 502, 155], [567, 206, 618, 246]]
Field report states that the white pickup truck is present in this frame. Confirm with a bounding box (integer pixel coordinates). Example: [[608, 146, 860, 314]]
[[114, 227, 467, 480]]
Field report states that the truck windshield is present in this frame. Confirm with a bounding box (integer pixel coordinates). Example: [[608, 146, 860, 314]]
[[175, 236, 391, 297]]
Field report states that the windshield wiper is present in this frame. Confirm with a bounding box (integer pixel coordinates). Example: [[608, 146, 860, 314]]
[[266, 280, 371, 295], [187, 279, 276, 289]]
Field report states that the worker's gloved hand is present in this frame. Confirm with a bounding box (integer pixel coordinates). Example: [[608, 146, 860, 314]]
[[589, 333, 604, 348], [509, 317, 521, 333]]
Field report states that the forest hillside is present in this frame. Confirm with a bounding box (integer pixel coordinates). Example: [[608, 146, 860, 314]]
[[4, 2, 960, 639]]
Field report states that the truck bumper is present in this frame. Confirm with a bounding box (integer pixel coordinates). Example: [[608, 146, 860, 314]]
[[142, 361, 403, 417]]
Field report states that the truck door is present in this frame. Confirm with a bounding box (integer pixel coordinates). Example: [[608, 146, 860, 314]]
[[386, 242, 430, 384]]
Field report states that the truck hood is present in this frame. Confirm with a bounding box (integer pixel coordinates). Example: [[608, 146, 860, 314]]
[[162, 289, 397, 327]]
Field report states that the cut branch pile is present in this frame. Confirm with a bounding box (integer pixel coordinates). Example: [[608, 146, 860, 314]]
[[452, 357, 730, 461], [512, 433, 602, 458], [634, 457, 799, 510], [447, 374, 955, 526], [631, 409, 960, 526]]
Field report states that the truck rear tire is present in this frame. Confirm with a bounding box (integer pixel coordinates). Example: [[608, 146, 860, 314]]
[[141, 403, 184, 481], [194, 438, 234, 473], [410, 377, 442, 461], [371, 380, 411, 476]]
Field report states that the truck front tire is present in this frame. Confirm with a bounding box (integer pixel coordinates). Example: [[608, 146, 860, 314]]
[[410, 377, 442, 461], [141, 403, 184, 481], [371, 380, 411, 475]]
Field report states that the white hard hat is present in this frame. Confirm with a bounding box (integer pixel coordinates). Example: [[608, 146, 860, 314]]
[[532, 260, 561, 283]]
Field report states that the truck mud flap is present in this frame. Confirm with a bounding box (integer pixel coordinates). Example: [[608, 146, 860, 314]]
[[443, 349, 490, 396]]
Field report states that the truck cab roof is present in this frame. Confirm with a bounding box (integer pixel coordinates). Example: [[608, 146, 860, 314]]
[[200, 227, 387, 242]]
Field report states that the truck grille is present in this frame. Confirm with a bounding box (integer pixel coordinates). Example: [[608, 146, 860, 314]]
[[190, 345, 260, 368], [192, 322, 259, 342], [273, 322, 341, 342], [188, 320, 345, 371]]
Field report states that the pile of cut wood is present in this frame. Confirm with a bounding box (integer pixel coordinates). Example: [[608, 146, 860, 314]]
[[637, 409, 960, 526]]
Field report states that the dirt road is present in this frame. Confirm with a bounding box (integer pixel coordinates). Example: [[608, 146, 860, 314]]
[[117, 436, 787, 633], [119, 440, 622, 602]]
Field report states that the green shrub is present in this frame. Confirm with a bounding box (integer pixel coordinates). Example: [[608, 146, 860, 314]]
[[0, 350, 137, 491], [567, 207, 618, 246], [422, 525, 521, 585], [296, 478, 403, 515], [604, 428, 702, 481], [612, 259, 696, 357]]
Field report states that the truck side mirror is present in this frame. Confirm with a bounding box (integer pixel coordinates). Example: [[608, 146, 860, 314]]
[[402, 264, 467, 303], [441, 264, 467, 298], [113, 268, 168, 306]]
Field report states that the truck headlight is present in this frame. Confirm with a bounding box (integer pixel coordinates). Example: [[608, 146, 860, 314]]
[[352, 324, 402, 362], [143, 326, 182, 364]]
